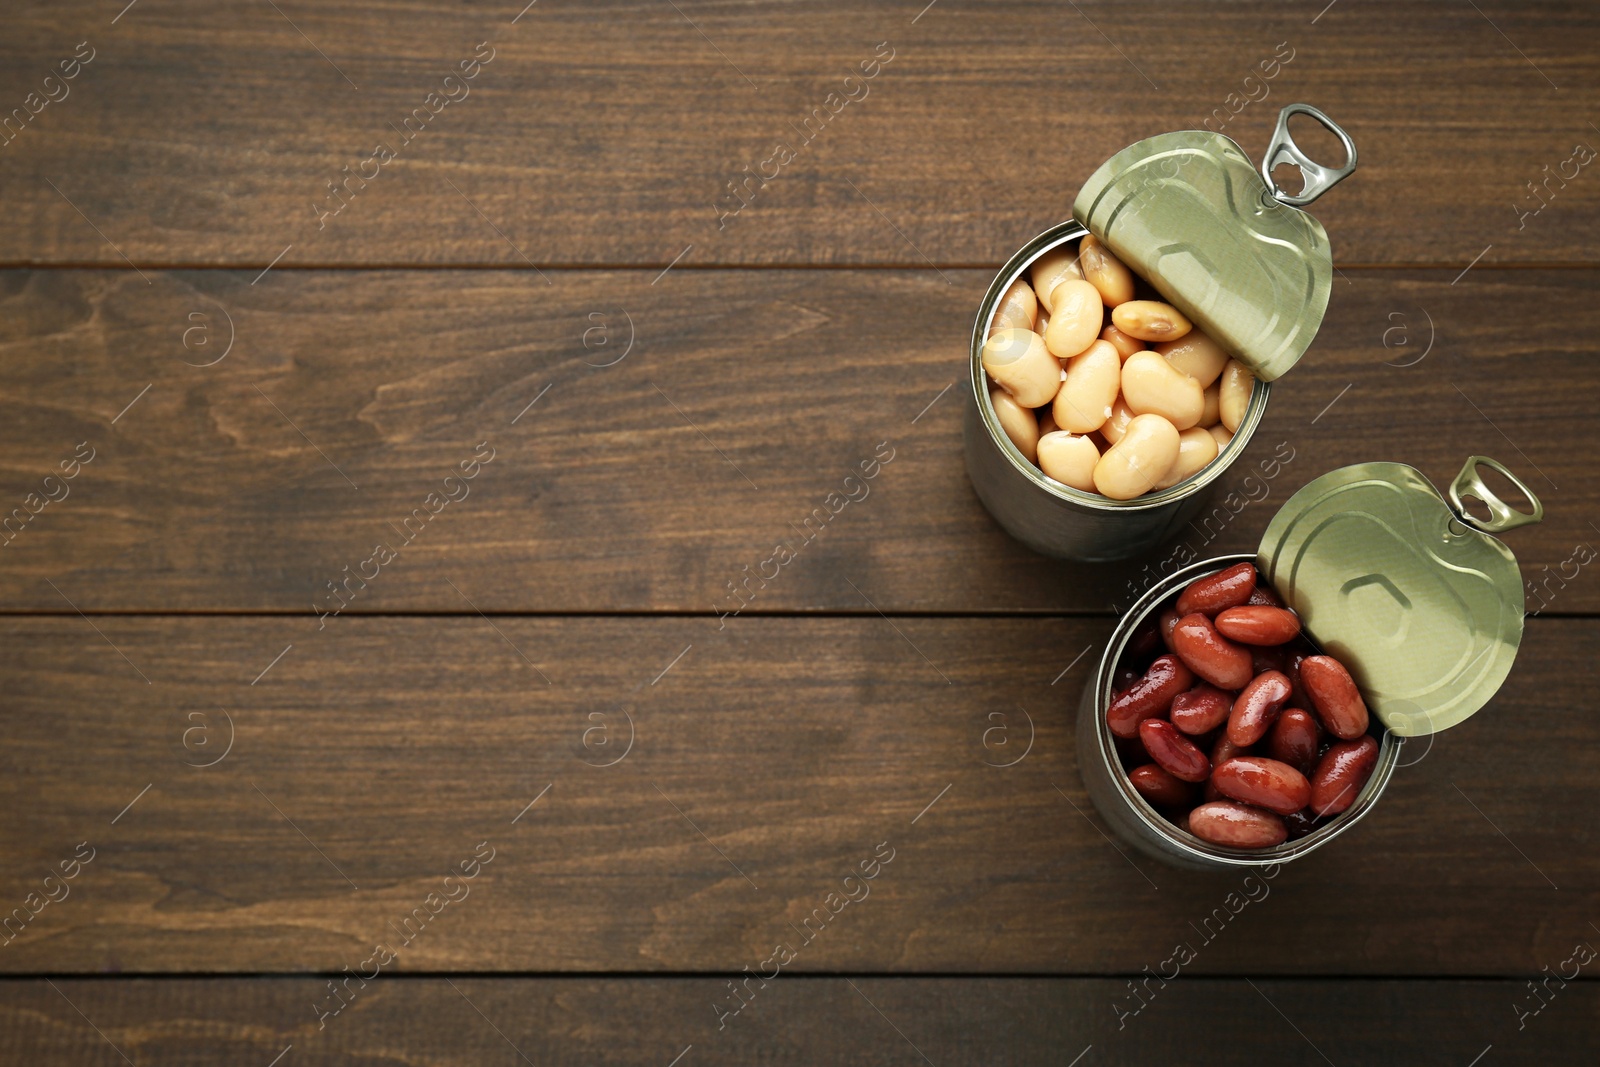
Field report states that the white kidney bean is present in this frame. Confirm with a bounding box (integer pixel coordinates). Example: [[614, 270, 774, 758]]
[[1112, 300, 1191, 343], [1100, 396, 1136, 444], [1079, 235, 1135, 307], [1155, 330, 1228, 388], [991, 276, 1037, 334], [1093, 413, 1180, 500], [1207, 423, 1234, 449], [1200, 381, 1221, 427], [1030, 247, 1083, 313], [990, 388, 1040, 463], [1036, 431, 1100, 491], [1043, 279, 1105, 359], [982, 329, 1059, 408], [1053, 340, 1121, 433], [1099, 323, 1144, 361], [1036, 305, 1050, 336], [1155, 426, 1221, 489], [1121, 350, 1204, 430], [1219, 359, 1255, 432]]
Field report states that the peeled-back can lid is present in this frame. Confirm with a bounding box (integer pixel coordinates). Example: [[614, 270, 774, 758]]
[[1256, 457, 1544, 737], [1072, 104, 1357, 382]]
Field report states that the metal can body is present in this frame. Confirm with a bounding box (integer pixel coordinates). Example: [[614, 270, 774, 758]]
[[1076, 553, 1398, 870], [965, 223, 1271, 562]]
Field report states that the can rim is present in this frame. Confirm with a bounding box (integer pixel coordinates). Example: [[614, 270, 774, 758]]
[[971, 222, 1271, 512], [1092, 552, 1399, 867]]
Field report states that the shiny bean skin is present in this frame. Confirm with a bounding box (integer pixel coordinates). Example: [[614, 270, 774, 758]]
[[1219, 359, 1255, 432], [1036, 305, 1050, 336], [1212, 756, 1311, 816], [1171, 612, 1254, 690], [1122, 351, 1205, 429], [1112, 300, 1192, 343], [989, 389, 1040, 464], [1092, 413, 1180, 500], [1175, 562, 1257, 617], [1029, 247, 1082, 312], [1054, 340, 1122, 433], [1129, 763, 1195, 808], [1044, 279, 1106, 359], [1214, 605, 1302, 646], [1207, 423, 1233, 450], [1100, 323, 1145, 360], [1170, 682, 1232, 736], [1205, 736, 1251, 801], [1079, 234, 1135, 306], [1159, 608, 1182, 652], [1246, 584, 1284, 607], [1199, 381, 1221, 427], [1035, 431, 1100, 491], [1139, 719, 1211, 783], [1106, 653, 1195, 738], [1310, 735, 1380, 816], [1227, 669, 1293, 746], [1154, 426, 1220, 489], [1299, 655, 1370, 740], [1267, 707, 1322, 775], [991, 276, 1038, 334], [1100, 396, 1136, 444], [1155, 331, 1229, 389], [1188, 801, 1287, 848], [982, 328, 1060, 408]]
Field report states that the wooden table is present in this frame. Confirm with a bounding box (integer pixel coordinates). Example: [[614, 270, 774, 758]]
[[2, 2, 1596, 1063]]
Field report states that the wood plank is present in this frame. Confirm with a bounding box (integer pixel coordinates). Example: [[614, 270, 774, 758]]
[[1, 2, 1598, 266], [2, 976, 1595, 1065], [0, 615, 1594, 975], [0, 267, 1592, 613]]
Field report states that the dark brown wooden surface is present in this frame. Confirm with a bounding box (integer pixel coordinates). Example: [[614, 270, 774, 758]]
[[4, 0, 1599, 1062], [3, 977, 1594, 1066], [0, 615, 1594, 975], [1, 2, 1598, 267], [0, 268, 1591, 614]]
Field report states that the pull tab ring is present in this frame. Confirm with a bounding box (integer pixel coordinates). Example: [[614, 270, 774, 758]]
[[1449, 456, 1543, 535], [1260, 103, 1358, 208]]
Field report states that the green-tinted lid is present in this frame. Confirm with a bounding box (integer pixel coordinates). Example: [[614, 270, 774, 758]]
[[1257, 457, 1543, 737], [1072, 104, 1356, 382]]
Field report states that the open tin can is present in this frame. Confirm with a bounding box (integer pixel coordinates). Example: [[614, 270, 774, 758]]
[[1076, 456, 1544, 869], [965, 104, 1358, 560]]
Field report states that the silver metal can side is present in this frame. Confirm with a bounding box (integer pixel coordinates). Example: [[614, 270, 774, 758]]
[[965, 223, 1271, 562], [1075, 553, 1398, 870]]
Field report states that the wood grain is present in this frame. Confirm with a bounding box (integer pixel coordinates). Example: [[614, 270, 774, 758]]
[[0, 615, 1593, 975], [4, 976, 1595, 1066], [0, 2, 1597, 266], [0, 268, 1591, 613]]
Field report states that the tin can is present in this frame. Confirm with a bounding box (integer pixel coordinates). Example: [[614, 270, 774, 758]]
[[966, 104, 1357, 560], [1077, 456, 1543, 869]]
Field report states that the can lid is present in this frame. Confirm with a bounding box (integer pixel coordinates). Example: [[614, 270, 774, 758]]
[[1256, 457, 1543, 737], [1072, 104, 1356, 382]]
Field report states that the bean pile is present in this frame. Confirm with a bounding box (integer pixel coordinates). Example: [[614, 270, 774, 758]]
[[1107, 563, 1381, 849], [982, 237, 1258, 499]]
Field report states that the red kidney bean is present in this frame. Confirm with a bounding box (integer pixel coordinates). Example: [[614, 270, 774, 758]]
[[1266, 707, 1322, 775], [1159, 608, 1182, 652], [1171, 613, 1254, 690], [1187, 801, 1287, 848], [1246, 584, 1283, 607], [1211, 756, 1312, 816], [1175, 562, 1257, 618], [1300, 655, 1370, 740], [1204, 736, 1250, 801], [1129, 763, 1195, 808], [1227, 670, 1292, 747], [1282, 809, 1318, 840], [1170, 682, 1232, 736], [1310, 736, 1380, 816], [1214, 605, 1301, 646], [1106, 654, 1194, 738], [1139, 719, 1211, 783]]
